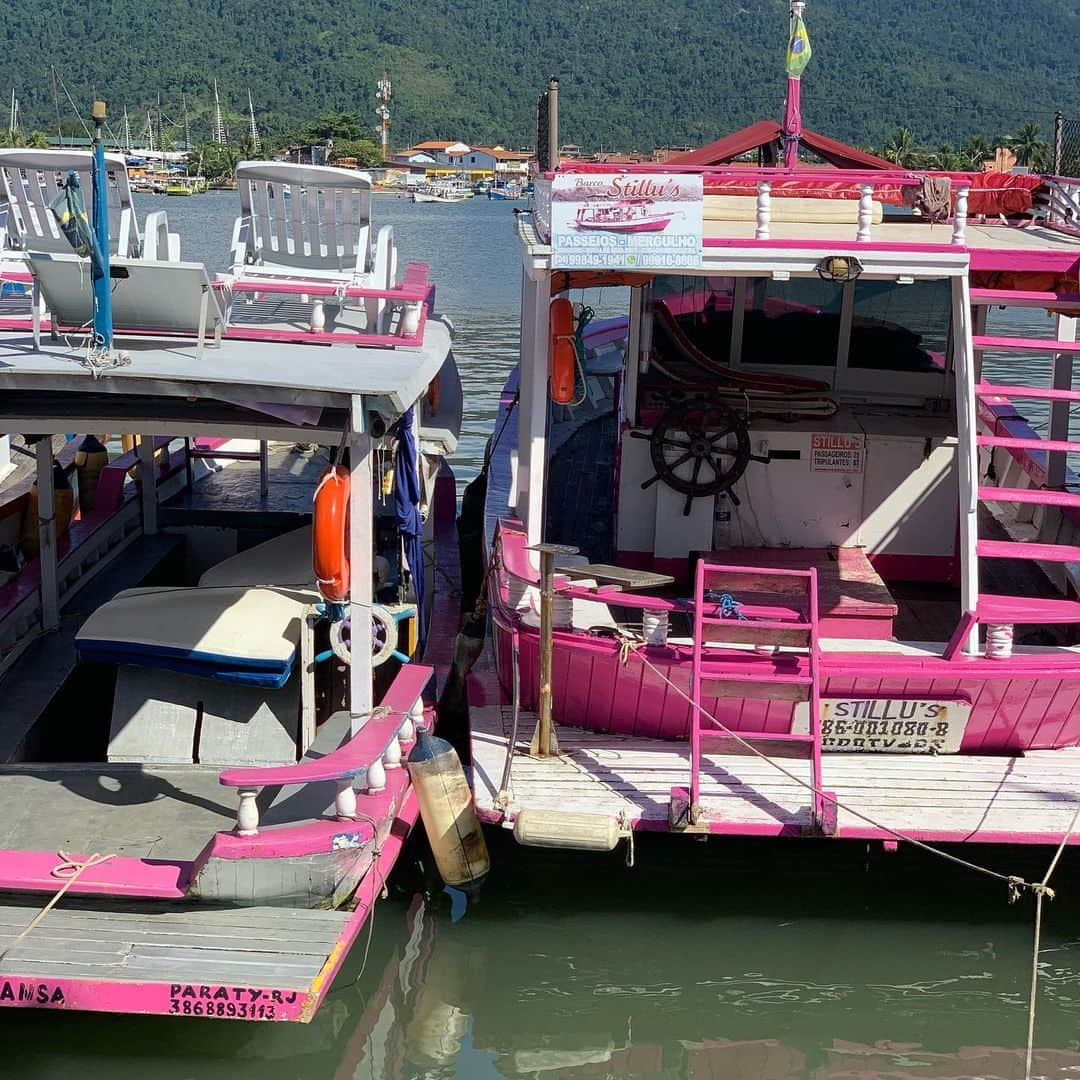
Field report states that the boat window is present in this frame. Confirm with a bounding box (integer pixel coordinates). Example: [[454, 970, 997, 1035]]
[[741, 277, 843, 367], [848, 279, 951, 372]]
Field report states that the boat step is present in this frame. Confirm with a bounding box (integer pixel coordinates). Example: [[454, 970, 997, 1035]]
[[976, 435, 1080, 454], [970, 288, 1080, 310], [976, 539, 1080, 563], [977, 595, 1080, 624], [699, 618, 812, 630], [698, 670, 812, 702], [975, 382, 1080, 403], [697, 729, 816, 757], [0, 850, 190, 899], [978, 486, 1080, 508], [973, 335, 1080, 354]]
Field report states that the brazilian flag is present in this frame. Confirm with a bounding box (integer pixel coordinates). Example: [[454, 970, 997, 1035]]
[[786, 14, 812, 78]]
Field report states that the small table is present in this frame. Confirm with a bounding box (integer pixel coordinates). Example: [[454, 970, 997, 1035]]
[[558, 563, 676, 592]]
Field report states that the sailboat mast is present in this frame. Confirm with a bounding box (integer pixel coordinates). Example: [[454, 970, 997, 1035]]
[[212, 81, 228, 144], [247, 90, 261, 153]]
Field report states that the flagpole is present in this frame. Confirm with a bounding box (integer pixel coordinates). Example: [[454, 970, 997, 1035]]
[[783, 1, 807, 169], [90, 99, 113, 351]]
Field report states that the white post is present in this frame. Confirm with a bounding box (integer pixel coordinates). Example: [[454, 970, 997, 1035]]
[[138, 435, 157, 536], [36, 438, 59, 632], [348, 417, 374, 733], [857, 184, 874, 242], [951, 276, 979, 653], [384, 734, 402, 768], [334, 778, 358, 821], [952, 186, 970, 246], [517, 271, 552, 546], [236, 789, 260, 835], [1047, 315, 1078, 492], [755, 181, 772, 240], [366, 755, 386, 793], [0, 435, 11, 483]]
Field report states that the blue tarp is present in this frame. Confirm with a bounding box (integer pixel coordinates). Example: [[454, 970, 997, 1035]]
[[392, 407, 425, 652]]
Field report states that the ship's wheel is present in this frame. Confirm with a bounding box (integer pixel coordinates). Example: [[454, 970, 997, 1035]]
[[632, 400, 762, 516]]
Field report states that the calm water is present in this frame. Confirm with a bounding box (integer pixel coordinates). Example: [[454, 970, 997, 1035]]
[[7, 194, 1080, 1079]]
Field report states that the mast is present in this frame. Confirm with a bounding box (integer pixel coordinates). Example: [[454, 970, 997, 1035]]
[[8, 89, 17, 136], [247, 89, 261, 154], [90, 100, 113, 352], [121, 107, 132, 154], [212, 80, 228, 144], [182, 95, 191, 153], [145, 109, 155, 153], [376, 72, 392, 160]]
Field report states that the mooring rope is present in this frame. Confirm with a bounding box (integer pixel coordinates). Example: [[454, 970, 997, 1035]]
[[0, 851, 116, 963]]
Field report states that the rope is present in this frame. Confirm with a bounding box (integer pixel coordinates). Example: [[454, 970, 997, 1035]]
[[1024, 802, 1080, 1080], [0, 851, 115, 963], [623, 646, 1055, 898]]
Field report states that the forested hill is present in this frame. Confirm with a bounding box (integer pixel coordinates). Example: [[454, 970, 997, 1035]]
[[5, 0, 1078, 152]]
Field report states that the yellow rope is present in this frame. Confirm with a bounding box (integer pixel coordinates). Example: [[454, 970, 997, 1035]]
[[1024, 802, 1080, 1080], [0, 851, 115, 963]]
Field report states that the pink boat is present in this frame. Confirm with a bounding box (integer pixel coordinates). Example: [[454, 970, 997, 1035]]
[[0, 152, 464, 1021], [462, 74, 1080, 860], [574, 199, 677, 232]]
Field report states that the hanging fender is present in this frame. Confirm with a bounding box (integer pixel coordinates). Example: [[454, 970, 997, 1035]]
[[313, 465, 350, 603], [549, 297, 577, 405]]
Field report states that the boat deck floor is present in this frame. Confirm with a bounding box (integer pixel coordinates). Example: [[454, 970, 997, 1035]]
[[161, 442, 329, 529], [472, 703, 1080, 843], [469, 648, 1080, 845]]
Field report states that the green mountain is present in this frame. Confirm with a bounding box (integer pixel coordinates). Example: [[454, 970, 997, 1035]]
[[4, 0, 1078, 153]]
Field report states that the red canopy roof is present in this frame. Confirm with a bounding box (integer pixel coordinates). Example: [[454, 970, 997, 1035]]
[[668, 121, 894, 170]]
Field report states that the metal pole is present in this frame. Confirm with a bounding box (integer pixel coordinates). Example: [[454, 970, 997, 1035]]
[[1054, 111, 1064, 177], [90, 99, 112, 351], [547, 77, 560, 172], [530, 546, 558, 757]]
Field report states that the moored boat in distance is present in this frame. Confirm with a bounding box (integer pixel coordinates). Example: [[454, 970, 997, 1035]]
[[0, 138, 466, 1021], [461, 29, 1080, 866]]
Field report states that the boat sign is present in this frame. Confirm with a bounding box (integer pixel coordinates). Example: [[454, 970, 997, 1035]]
[[550, 173, 703, 270], [795, 698, 971, 753]]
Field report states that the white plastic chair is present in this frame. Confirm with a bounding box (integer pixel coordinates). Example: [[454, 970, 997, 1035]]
[[0, 148, 181, 261], [229, 161, 397, 331]]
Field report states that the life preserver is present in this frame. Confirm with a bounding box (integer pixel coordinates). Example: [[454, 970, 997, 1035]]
[[313, 465, 350, 602], [549, 297, 577, 405]]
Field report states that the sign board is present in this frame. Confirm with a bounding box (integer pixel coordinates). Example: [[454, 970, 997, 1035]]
[[550, 173, 703, 270], [794, 698, 971, 753], [810, 433, 865, 474]]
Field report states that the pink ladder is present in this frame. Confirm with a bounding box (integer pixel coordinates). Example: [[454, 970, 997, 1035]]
[[674, 560, 836, 834], [966, 301, 1080, 635]]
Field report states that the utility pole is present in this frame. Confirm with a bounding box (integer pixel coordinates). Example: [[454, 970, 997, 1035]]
[[376, 72, 392, 160]]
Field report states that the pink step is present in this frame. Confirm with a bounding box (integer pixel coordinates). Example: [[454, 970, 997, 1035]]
[[975, 382, 1080, 403], [970, 288, 1080, 310], [973, 334, 1080, 354], [699, 617, 813, 630], [977, 539, 1080, 563], [0, 851, 189, 899], [976, 435, 1080, 454], [977, 595, 1080, 624], [698, 729, 814, 742], [978, 486, 1080, 508]]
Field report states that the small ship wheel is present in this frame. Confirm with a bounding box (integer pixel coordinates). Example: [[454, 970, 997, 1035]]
[[642, 400, 752, 515]]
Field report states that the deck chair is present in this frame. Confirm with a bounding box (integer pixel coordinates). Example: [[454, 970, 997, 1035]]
[[0, 148, 180, 261], [228, 161, 397, 331]]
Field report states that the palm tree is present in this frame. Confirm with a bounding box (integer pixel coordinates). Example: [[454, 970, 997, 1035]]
[[883, 127, 916, 166], [1005, 122, 1051, 170], [933, 143, 965, 171], [961, 134, 991, 170]]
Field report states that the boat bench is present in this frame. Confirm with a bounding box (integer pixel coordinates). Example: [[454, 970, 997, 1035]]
[[697, 546, 898, 640]]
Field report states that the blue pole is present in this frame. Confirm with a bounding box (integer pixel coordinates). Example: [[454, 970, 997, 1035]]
[[90, 100, 112, 349]]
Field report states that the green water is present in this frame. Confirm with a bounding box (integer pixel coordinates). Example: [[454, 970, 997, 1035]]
[[3, 195, 1076, 1079], [6, 834, 1080, 1078]]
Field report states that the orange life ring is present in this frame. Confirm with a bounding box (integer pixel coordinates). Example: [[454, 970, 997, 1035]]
[[549, 297, 577, 405], [313, 465, 350, 602]]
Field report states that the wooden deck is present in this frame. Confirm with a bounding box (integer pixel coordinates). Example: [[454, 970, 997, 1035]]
[[471, 688, 1080, 845]]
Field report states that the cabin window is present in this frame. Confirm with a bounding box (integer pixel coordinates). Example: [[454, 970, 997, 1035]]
[[848, 279, 951, 372], [741, 277, 843, 367]]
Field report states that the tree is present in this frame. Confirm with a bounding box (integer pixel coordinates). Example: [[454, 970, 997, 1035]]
[[191, 141, 241, 180], [0, 129, 49, 149], [883, 127, 916, 166], [1005, 122, 1050, 170], [933, 143, 964, 171], [328, 137, 383, 167], [961, 134, 991, 170]]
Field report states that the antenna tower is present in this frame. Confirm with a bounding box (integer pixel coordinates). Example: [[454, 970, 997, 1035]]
[[375, 72, 392, 159]]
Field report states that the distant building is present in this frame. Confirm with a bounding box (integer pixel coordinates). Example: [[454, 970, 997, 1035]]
[[392, 141, 532, 180]]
